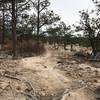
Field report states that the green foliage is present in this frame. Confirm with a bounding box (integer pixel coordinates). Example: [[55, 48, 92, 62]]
[[74, 9, 100, 55]]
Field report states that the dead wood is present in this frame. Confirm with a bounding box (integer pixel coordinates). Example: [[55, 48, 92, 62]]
[[3, 74, 21, 81]]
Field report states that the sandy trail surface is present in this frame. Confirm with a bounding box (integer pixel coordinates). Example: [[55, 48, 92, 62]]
[[19, 49, 72, 94], [0, 48, 100, 100]]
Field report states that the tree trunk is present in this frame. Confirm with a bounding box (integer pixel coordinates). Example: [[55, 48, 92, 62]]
[[89, 35, 100, 60], [37, 0, 40, 41], [64, 42, 67, 50], [1, 1, 5, 49], [96, 34, 100, 53], [12, 0, 17, 59], [89, 38, 97, 56], [70, 43, 73, 51]]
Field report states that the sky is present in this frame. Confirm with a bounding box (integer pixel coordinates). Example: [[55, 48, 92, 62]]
[[50, 0, 95, 25]]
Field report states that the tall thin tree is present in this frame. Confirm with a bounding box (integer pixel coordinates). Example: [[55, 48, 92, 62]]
[[11, 0, 17, 58]]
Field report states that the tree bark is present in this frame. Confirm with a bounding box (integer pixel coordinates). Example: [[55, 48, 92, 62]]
[[1, 0, 5, 49], [12, 0, 17, 58], [89, 37, 97, 56], [37, 0, 40, 41]]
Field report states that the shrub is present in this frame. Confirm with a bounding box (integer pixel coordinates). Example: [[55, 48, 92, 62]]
[[18, 40, 46, 56], [2, 40, 46, 56]]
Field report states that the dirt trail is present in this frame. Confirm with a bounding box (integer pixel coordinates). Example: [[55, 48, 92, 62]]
[[0, 48, 100, 100], [19, 49, 72, 94], [18, 49, 100, 100]]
